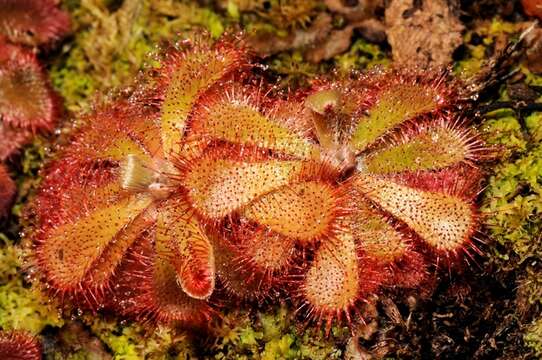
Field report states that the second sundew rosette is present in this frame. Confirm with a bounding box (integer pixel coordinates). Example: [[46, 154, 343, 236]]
[[180, 68, 486, 333], [27, 34, 486, 333]]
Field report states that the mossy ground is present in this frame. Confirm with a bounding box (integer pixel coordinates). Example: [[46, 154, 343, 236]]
[[0, 1, 541, 358]]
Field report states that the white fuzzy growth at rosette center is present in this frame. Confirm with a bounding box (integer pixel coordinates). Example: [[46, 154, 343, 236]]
[[120, 154, 177, 199]]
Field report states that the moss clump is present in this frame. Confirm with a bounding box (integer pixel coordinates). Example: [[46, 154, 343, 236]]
[[0, 135, 61, 334], [479, 72, 542, 354], [88, 318, 196, 359], [52, 0, 226, 112], [267, 50, 321, 88], [334, 38, 390, 73], [208, 306, 347, 359], [0, 241, 63, 334], [481, 112, 542, 262], [458, 18, 542, 352], [480, 108, 527, 156], [455, 18, 521, 79], [525, 111, 542, 143], [266, 37, 389, 89], [222, 0, 323, 34], [525, 317, 542, 358]]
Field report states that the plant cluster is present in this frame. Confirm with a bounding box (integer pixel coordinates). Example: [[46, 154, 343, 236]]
[[0, 330, 41, 360], [0, 41, 60, 160], [0, 0, 70, 47], [221, 0, 322, 30], [0, 0, 70, 218], [28, 33, 487, 335], [50, 0, 226, 113]]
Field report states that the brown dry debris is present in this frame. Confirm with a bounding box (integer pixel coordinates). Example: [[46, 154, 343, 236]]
[[305, 16, 387, 63], [385, 0, 464, 67], [247, 0, 386, 59], [305, 25, 354, 62], [324, 0, 382, 21], [522, 24, 542, 74], [53, 322, 112, 360], [247, 13, 334, 55]]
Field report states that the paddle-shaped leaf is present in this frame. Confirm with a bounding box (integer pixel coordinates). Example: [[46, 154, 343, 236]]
[[156, 196, 215, 299]]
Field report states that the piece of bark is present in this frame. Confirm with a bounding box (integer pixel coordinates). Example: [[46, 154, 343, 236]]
[[247, 13, 333, 56], [305, 25, 354, 62], [356, 18, 387, 43], [523, 25, 542, 74], [462, 0, 514, 19], [305, 14, 387, 62], [507, 82, 539, 101], [325, 0, 383, 21], [242, 0, 386, 59], [385, 0, 464, 67], [344, 338, 374, 360]]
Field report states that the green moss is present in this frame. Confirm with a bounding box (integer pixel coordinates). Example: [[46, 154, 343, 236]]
[[50, 47, 99, 112], [482, 140, 542, 261], [523, 65, 542, 88], [265, 36, 389, 91], [525, 112, 542, 143], [454, 44, 485, 78], [267, 51, 321, 88], [53, 0, 226, 112], [334, 38, 389, 73], [521, 267, 542, 305], [480, 109, 528, 157], [454, 18, 520, 79], [0, 242, 63, 334], [47, 350, 93, 360], [478, 62, 542, 277], [11, 139, 49, 220], [480, 95, 542, 323], [488, 18, 518, 36], [525, 317, 542, 358], [225, 0, 322, 32], [476, 59, 542, 355], [89, 318, 195, 359], [208, 307, 346, 359]]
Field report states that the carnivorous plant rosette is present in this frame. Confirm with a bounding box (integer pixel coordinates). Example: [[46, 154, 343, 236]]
[[0, 330, 42, 360], [28, 35, 486, 332], [0, 0, 70, 47], [0, 41, 60, 159]]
